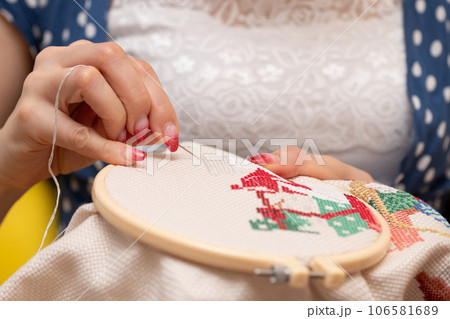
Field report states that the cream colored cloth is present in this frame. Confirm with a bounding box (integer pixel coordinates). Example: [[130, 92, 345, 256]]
[[0, 200, 448, 300]]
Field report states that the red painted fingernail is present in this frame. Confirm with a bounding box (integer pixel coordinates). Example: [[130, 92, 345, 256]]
[[134, 130, 145, 144], [248, 153, 277, 165], [163, 122, 178, 152], [132, 148, 146, 161]]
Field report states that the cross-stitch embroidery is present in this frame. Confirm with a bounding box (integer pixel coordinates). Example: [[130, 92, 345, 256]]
[[415, 271, 450, 301], [349, 181, 450, 251], [231, 168, 380, 237]]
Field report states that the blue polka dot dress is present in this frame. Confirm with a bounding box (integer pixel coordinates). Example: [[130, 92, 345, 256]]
[[1, 0, 449, 223], [399, 0, 450, 216], [0, 0, 109, 57]]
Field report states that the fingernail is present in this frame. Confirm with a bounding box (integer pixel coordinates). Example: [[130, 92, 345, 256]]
[[134, 117, 149, 135], [163, 122, 178, 152], [248, 153, 278, 165], [132, 148, 146, 161], [117, 129, 127, 143]]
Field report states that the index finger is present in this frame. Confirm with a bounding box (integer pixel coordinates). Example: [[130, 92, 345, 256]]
[[59, 42, 151, 135]]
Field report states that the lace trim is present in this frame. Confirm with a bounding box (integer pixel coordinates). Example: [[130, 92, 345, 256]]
[[109, 0, 411, 184], [112, 0, 401, 26]]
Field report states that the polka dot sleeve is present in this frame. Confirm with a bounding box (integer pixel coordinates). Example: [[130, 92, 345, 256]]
[[0, 0, 40, 54], [399, 0, 450, 214], [0, 0, 110, 57]]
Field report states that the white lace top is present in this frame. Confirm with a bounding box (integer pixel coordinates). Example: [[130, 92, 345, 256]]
[[108, 0, 412, 185]]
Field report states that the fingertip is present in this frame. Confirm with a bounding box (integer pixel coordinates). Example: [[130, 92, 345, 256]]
[[163, 121, 178, 152], [132, 148, 146, 161], [116, 145, 147, 166], [248, 153, 279, 165]]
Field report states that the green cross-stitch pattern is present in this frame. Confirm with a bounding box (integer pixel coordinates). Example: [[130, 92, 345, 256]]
[[283, 211, 311, 230], [314, 197, 352, 215], [249, 218, 279, 231], [249, 213, 318, 234], [369, 190, 418, 214], [327, 213, 369, 237]]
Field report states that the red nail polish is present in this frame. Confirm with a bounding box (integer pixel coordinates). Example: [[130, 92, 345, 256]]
[[165, 134, 178, 152], [132, 148, 146, 161], [134, 129, 145, 143], [248, 153, 276, 165], [163, 122, 178, 152]]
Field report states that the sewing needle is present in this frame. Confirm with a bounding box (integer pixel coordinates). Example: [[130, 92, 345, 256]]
[[178, 144, 200, 159]]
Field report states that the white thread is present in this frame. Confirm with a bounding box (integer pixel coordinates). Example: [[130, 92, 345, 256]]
[[38, 65, 86, 252]]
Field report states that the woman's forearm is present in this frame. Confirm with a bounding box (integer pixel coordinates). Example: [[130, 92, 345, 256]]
[[0, 15, 33, 127]]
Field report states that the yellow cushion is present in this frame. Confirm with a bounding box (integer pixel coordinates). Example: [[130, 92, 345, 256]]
[[0, 180, 58, 284]]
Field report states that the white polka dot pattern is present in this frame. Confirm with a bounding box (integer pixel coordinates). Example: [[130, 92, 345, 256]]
[[424, 108, 433, 124], [430, 40, 443, 57], [415, 141, 425, 157], [404, 0, 450, 208], [425, 75, 437, 92], [415, 0, 426, 14], [41, 30, 52, 47], [62, 28, 70, 42], [411, 95, 421, 110], [437, 121, 447, 138], [85, 22, 97, 38], [25, 0, 37, 9], [0, 9, 13, 22], [412, 61, 422, 77], [443, 86, 450, 103], [413, 29, 422, 46], [424, 167, 436, 183], [435, 5, 446, 22], [417, 154, 431, 171], [77, 11, 87, 27]]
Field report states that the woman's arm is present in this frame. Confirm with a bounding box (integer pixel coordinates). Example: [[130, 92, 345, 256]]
[[0, 16, 33, 221], [0, 15, 33, 127]]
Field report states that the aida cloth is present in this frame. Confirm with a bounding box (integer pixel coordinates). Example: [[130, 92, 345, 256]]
[[0, 144, 449, 300], [103, 152, 381, 264]]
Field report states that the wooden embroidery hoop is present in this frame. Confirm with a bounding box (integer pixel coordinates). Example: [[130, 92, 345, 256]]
[[92, 149, 391, 289]]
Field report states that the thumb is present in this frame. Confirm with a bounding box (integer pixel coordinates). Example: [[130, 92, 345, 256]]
[[53, 112, 146, 167]]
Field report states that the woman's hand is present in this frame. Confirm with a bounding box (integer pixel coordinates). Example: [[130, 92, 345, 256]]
[[248, 146, 374, 181], [0, 40, 178, 192]]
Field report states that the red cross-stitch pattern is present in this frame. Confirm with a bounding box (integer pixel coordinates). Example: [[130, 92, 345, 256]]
[[232, 168, 381, 235], [388, 208, 423, 251], [231, 168, 310, 195], [416, 271, 450, 301], [254, 191, 380, 232]]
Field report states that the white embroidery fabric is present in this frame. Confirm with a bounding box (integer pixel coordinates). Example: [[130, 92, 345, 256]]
[[104, 158, 380, 263], [108, 0, 412, 185], [0, 144, 449, 300]]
